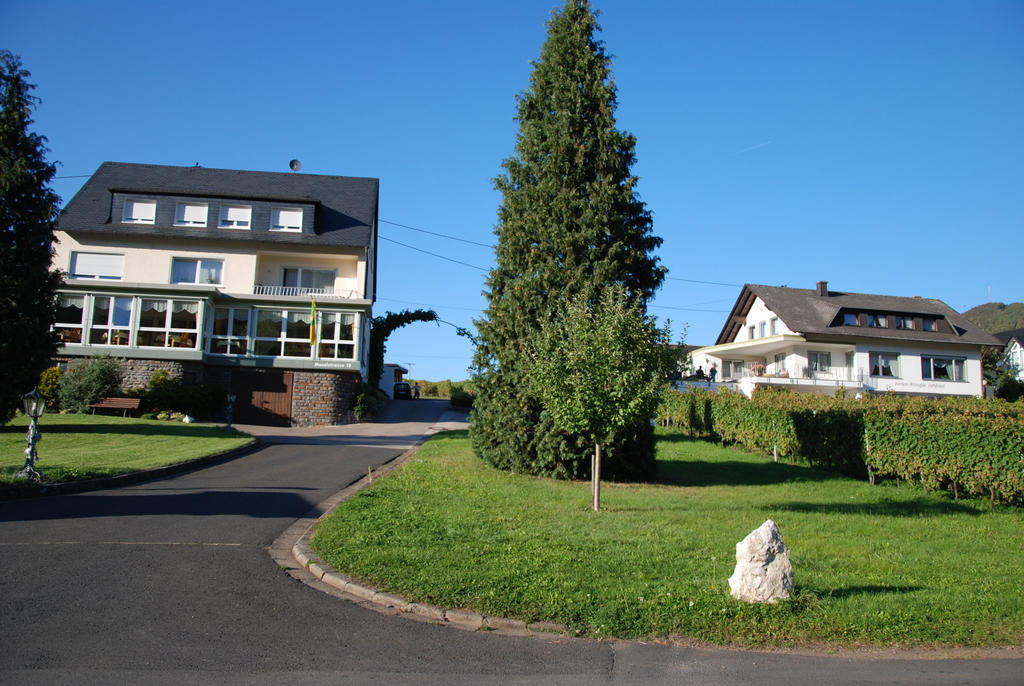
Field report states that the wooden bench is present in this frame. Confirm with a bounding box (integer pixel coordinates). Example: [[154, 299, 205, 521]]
[[88, 397, 141, 417]]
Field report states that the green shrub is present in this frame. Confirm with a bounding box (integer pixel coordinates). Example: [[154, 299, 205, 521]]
[[129, 371, 226, 419], [354, 386, 388, 421], [450, 387, 475, 409], [58, 356, 123, 412], [658, 387, 1024, 504], [995, 377, 1024, 403], [38, 366, 63, 412]]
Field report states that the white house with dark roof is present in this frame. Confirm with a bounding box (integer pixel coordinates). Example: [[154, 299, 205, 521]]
[[689, 281, 1001, 398], [52, 162, 378, 426], [993, 328, 1024, 381]]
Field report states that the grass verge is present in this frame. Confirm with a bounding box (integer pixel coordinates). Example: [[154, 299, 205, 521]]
[[312, 429, 1024, 648], [1, 413, 254, 486]]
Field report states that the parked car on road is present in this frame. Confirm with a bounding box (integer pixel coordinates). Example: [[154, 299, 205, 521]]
[[393, 382, 412, 399]]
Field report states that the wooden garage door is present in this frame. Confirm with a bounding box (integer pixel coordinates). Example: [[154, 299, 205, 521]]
[[233, 370, 293, 427]]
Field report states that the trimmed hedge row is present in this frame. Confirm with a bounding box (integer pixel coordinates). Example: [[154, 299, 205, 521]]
[[657, 388, 1024, 503]]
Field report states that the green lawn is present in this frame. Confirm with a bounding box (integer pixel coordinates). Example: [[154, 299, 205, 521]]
[[312, 429, 1024, 648], [1, 413, 254, 486]]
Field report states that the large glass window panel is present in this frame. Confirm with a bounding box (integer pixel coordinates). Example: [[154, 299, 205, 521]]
[[172, 259, 197, 284], [56, 295, 84, 325], [870, 352, 899, 377], [286, 311, 312, 338], [213, 307, 230, 336], [232, 309, 248, 336], [253, 339, 281, 356], [256, 310, 282, 337], [139, 299, 167, 328], [170, 301, 198, 329]]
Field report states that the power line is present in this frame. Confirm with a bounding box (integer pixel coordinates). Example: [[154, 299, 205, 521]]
[[379, 236, 489, 272], [380, 219, 493, 248], [665, 276, 743, 287]]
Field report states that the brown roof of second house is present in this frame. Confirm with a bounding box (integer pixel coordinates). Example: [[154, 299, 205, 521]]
[[994, 328, 1024, 346], [716, 282, 1000, 347]]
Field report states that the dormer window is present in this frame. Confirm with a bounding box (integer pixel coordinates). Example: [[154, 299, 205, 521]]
[[843, 312, 859, 326], [922, 318, 937, 332], [895, 316, 914, 330], [867, 314, 888, 328], [174, 203, 208, 227], [271, 207, 303, 232], [123, 199, 156, 224], [219, 205, 251, 229]]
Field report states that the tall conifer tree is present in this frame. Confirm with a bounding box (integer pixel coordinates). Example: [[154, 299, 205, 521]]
[[471, 1, 666, 479], [0, 51, 63, 422]]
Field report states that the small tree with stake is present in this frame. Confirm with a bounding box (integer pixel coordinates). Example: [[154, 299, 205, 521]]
[[527, 286, 677, 511]]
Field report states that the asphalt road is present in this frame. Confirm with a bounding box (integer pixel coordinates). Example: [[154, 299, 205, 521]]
[[1, 399, 1021, 685]]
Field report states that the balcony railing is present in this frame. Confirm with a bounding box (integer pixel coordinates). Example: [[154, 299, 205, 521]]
[[252, 285, 360, 299]]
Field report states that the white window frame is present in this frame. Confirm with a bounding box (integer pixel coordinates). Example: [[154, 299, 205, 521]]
[[318, 312, 357, 360], [218, 205, 252, 229], [55, 294, 86, 345], [122, 199, 156, 224], [870, 352, 900, 378], [174, 202, 208, 227], [88, 295, 134, 346], [209, 306, 250, 355], [808, 351, 831, 373], [70, 252, 124, 281], [282, 267, 336, 293], [921, 356, 966, 382], [252, 308, 313, 358], [270, 207, 303, 232], [770, 318, 778, 335], [137, 299, 200, 349], [171, 257, 224, 285]]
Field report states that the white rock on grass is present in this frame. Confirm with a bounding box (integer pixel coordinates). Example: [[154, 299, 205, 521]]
[[728, 519, 793, 604]]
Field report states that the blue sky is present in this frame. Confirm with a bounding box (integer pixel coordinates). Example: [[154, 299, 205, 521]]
[[4, 0, 1022, 381]]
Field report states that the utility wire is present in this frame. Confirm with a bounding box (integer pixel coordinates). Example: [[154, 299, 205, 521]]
[[379, 235, 489, 272], [380, 219, 493, 248], [665, 276, 743, 287]]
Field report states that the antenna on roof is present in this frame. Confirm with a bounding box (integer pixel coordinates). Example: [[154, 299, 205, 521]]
[[289, 159, 302, 173]]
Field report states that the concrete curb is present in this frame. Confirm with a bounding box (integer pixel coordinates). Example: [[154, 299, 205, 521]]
[[0, 439, 263, 501], [267, 425, 569, 639]]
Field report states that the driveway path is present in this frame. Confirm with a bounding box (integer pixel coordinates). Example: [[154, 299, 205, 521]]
[[1, 399, 1021, 685]]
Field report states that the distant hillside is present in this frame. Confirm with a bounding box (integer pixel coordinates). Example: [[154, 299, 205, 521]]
[[963, 302, 1024, 334]]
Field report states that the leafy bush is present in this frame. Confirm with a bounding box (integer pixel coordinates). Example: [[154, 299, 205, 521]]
[[58, 356, 123, 412], [354, 386, 388, 421], [38, 366, 63, 412], [127, 370, 226, 419], [450, 386, 475, 409], [995, 377, 1024, 403]]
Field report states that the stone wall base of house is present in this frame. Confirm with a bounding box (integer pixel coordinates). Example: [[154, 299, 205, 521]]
[[53, 356, 361, 427], [291, 371, 360, 427]]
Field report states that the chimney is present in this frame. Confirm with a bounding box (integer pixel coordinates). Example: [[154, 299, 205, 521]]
[[816, 280, 828, 297]]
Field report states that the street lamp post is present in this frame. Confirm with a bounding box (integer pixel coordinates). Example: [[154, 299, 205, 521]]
[[18, 387, 46, 481]]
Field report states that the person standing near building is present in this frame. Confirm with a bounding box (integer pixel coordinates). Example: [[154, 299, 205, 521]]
[[413, 383, 420, 399]]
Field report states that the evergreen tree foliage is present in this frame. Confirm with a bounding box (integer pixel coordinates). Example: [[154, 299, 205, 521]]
[[471, 1, 666, 480], [0, 51, 62, 423], [367, 309, 437, 389]]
